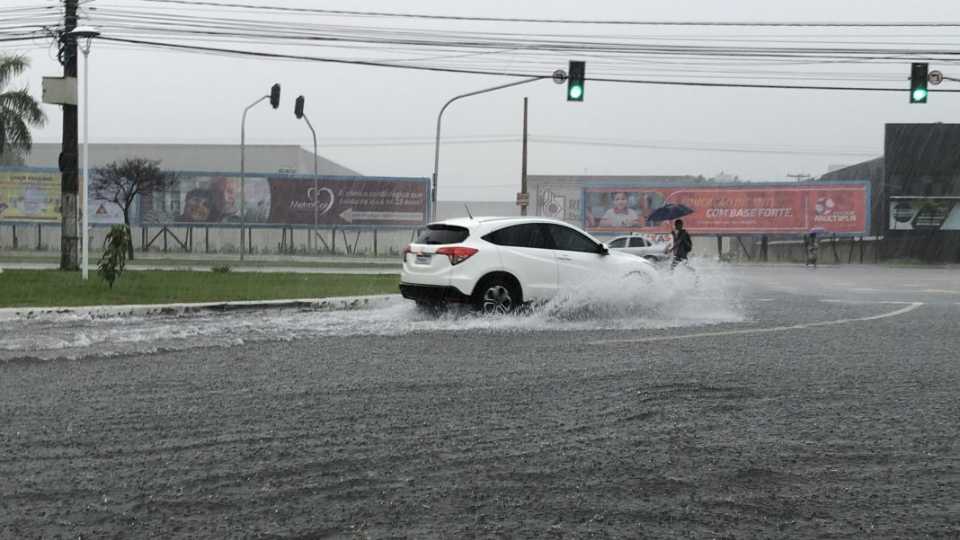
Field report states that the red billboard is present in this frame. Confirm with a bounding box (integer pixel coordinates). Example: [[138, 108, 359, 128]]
[[141, 174, 429, 227], [583, 183, 869, 235]]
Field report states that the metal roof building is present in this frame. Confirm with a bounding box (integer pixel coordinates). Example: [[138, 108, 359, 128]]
[[23, 143, 360, 176]]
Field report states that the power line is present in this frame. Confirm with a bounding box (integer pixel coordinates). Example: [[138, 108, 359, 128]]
[[128, 0, 960, 28], [99, 36, 960, 93]]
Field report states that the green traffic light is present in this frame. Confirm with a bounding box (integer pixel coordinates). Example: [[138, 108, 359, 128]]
[[568, 84, 583, 100], [912, 87, 928, 102]]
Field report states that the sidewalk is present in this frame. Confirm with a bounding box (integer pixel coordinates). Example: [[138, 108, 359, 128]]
[[0, 250, 400, 273], [0, 250, 399, 265], [0, 261, 398, 274]]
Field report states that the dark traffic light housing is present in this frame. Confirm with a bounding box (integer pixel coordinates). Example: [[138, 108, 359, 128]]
[[269, 83, 281, 109], [567, 60, 585, 102], [910, 63, 928, 104], [294, 95, 305, 119]]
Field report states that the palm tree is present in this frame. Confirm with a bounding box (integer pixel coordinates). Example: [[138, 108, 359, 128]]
[[0, 54, 46, 159]]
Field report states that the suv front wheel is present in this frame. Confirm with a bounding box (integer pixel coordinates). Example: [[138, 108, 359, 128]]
[[473, 276, 520, 315]]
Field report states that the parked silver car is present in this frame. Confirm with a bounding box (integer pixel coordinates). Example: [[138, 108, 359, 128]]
[[607, 235, 671, 261]]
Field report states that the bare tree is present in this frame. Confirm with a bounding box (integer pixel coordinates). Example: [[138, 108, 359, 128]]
[[92, 158, 176, 260]]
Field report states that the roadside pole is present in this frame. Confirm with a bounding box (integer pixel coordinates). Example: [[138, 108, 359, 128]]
[[521, 97, 528, 217]]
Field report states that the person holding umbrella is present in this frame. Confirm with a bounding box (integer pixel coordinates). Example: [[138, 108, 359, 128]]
[[671, 219, 693, 269], [805, 229, 821, 268]]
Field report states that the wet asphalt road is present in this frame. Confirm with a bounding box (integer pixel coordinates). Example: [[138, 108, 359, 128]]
[[1, 265, 959, 538]]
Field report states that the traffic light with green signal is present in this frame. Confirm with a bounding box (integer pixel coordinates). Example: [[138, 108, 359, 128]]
[[910, 63, 928, 104], [567, 60, 585, 102]]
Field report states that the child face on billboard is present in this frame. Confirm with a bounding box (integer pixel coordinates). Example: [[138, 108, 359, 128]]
[[613, 192, 628, 210]]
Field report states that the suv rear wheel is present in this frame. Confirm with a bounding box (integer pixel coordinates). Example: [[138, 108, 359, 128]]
[[473, 276, 520, 315]]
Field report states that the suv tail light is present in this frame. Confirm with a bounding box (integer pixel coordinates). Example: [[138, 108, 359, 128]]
[[401, 244, 412, 262], [436, 246, 478, 265]]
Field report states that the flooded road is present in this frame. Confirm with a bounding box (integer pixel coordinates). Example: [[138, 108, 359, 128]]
[[1, 264, 959, 538]]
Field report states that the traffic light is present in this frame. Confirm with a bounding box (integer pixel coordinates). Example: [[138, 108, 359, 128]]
[[294, 95, 305, 119], [567, 60, 585, 102], [910, 63, 928, 104], [269, 83, 281, 109]]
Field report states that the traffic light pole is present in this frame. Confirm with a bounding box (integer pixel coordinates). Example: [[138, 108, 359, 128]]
[[431, 77, 541, 220]]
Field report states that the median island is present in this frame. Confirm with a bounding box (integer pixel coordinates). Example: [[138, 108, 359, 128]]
[[0, 270, 399, 308]]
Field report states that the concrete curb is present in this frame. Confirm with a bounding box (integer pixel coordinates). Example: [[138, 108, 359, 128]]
[[0, 294, 400, 321]]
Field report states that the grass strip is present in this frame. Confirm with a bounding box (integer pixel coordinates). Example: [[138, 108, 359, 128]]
[[0, 270, 400, 308]]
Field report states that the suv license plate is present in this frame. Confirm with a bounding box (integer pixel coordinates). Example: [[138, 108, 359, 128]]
[[415, 254, 431, 265]]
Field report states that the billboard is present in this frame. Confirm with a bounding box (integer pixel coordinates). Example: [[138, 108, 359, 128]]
[[0, 169, 60, 221], [583, 183, 870, 235], [88, 196, 128, 225], [140, 174, 429, 227], [889, 197, 960, 231]]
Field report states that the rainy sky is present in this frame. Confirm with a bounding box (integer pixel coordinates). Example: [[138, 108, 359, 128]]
[[6, 0, 960, 200]]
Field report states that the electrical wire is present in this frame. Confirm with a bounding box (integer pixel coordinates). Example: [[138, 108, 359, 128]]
[[97, 36, 960, 93]]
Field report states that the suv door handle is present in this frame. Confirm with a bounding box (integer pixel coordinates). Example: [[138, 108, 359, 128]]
[[557, 255, 572, 261]]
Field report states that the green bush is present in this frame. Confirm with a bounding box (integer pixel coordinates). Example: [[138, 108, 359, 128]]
[[97, 225, 130, 288], [211, 264, 231, 273]]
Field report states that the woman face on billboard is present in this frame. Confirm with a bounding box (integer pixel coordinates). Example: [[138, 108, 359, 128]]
[[182, 189, 215, 222]]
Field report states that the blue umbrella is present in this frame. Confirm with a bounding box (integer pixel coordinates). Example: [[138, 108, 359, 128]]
[[646, 203, 694, 225]]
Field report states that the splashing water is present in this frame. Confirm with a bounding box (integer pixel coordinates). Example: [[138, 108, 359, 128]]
[[0, 259, 745, 362]]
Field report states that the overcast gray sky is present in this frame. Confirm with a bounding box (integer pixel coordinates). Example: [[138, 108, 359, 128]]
[[6, 0, 960, 200]]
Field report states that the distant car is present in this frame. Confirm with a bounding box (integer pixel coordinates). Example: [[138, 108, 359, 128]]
[[607, 235, 671, 262], [399, 217, 657, 314]]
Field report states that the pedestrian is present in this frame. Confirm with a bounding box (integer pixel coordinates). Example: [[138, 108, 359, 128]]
[[671, 219, 693, 269], [805, 232, 819, 268]]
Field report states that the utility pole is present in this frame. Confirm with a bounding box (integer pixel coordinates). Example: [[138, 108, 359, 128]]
[[59, 0, 79, 270], [520, 97, 528, 216]]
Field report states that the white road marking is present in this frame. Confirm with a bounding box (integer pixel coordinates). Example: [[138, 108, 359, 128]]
[[820, 299, 918, 305], [590, 302, 923, 345], [923, 289, 960, 295]]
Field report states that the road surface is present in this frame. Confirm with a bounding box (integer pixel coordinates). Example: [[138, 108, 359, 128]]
[[1, 264, 958, 538]]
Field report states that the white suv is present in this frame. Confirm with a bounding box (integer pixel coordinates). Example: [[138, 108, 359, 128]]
[[400, 217, 657, 313]]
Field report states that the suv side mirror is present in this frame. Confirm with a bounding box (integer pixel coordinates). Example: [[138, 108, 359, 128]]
[[598, 243, 610, 256]]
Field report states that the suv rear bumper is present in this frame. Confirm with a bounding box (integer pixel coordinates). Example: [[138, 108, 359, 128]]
[[399, 282, 472, 304]]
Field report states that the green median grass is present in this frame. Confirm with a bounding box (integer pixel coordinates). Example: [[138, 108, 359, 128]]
[[0, 254, 400, 269], [0, 270, 400, 308]]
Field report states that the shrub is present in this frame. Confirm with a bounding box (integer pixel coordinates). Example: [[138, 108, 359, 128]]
[[97, 225, 130, 288]]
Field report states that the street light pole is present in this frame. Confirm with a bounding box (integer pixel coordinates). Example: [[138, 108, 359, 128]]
[[240, 95, 268, 261], [432, 77, 542, 220], [294, 95, 318, 251], [69, 26, 100, 280], [304, 113, 318, 246], [240, 83, 280, 261]]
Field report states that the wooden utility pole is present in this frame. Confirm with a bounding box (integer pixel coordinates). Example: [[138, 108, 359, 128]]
[[59, 0, 80, 270]]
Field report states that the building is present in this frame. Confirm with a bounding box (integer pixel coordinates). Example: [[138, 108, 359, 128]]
[[23, 143, 360, 176], [819, 123, 960, 262]]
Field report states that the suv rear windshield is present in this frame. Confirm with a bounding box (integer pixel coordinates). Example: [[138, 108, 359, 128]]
[[415, 225, 469, 245]]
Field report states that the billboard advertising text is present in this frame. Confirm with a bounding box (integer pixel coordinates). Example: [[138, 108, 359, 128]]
[[140, 174, 429, 227], [889, 197, 960, 231], [584, 183, 869, 235], [0, 170, 60, 221]]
